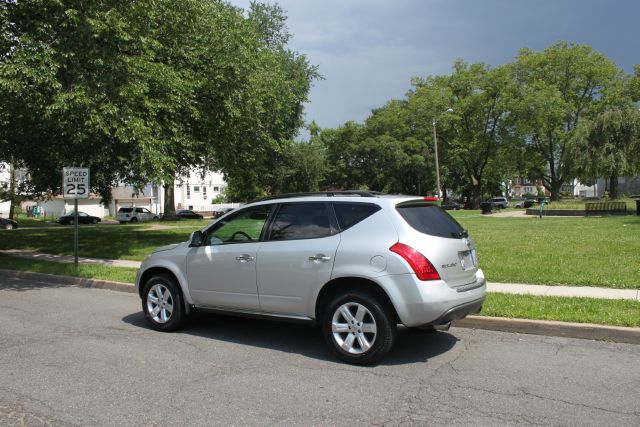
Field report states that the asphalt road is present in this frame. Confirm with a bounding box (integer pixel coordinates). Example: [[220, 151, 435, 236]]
[[1, 276, 639, 426]]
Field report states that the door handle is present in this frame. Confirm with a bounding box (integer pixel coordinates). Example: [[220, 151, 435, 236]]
[[235, 254, 255, 262], [308, 254, 332, 262]]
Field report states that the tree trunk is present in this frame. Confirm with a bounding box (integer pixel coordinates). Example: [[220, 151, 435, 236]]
[[549, 179, 563, 201], [471, 184, 482, 209], [608, 175, 618, 199], [163, 173, 176, 218], [8, 157, 15, 220]]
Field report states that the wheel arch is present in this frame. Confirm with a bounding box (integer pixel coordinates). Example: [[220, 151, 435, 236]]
[[314, 277, 400, 324], [138, 266, 192, 314]]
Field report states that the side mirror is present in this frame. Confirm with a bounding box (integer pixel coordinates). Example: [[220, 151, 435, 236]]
[[190, 230, 204, 247]]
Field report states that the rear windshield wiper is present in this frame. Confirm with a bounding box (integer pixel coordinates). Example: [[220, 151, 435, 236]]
[[451, 229, 468, 239]]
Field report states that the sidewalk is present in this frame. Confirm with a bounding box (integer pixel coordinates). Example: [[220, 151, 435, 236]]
[[1, 249, 639, 301], [0, 249, 141, 269]]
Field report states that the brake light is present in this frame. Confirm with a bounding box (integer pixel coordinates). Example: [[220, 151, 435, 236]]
[[389, 242, 441, 281], [423, 196, 439, 201]]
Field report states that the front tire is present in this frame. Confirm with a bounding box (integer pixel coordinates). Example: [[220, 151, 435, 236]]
[[322, 291, 396, 365], [142, 275, 185, 332]]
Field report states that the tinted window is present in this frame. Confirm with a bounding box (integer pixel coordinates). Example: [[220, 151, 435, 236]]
[[396, 203, 466, 239], [333, 202, 380, 231], [135, 208, 144, 213], [118, 208, 133, 213], [206, 204, 272, 245], [269, 203, 332, 241]]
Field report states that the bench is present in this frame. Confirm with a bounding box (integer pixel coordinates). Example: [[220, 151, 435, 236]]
[[584, 201, 627, 215]]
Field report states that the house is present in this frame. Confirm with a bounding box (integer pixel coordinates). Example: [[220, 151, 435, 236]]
[[109, 169, 229, 216], [1, 163, 233, 218], [510, 177, 542, 197], [573, 176, 640, 198], [173, 169, 227, 212], [37, 195, 108, 219]]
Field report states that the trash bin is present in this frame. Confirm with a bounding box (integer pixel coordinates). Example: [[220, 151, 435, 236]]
[[481, 202, 492, 215]]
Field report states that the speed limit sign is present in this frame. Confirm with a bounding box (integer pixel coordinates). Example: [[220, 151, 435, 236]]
[[63, 167, 90, 199]]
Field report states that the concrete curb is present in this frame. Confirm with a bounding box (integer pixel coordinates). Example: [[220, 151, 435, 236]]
[[454, 316, 640, 345], [0, 269, 136, 294], [1, 269, 639, 345]]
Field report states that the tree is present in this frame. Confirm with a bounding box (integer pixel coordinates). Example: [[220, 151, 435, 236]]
[[408, 61, 513, 206], [0, 0, 317, 211], [571, 104, 640, 198], [509, 42, 619, 200]]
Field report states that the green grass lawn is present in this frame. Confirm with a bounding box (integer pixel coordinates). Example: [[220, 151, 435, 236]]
[[483, 292, 640, 327], [1, 212, 639, 289], [0, 221, 209, 261], [0, 253, 137, 283], [451, 212, 640, 289]]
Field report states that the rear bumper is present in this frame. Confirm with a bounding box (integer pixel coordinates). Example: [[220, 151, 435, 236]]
[[420, 297, 484, 327], [376, 269, 487, 327]]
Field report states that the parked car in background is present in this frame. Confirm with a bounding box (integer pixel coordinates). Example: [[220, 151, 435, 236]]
[[175, 209, 203, 219], [515, 198, 536, 208], [488, 197, 509, 209], [0, 217, 18, 230], [440, 200, 461, 210], [58, 211, 101, 225], [213, 208, 235, 219], [136, 191, 486, 365], [117, 207, 158, 224]]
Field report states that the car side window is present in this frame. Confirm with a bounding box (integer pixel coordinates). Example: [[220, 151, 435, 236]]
[[205, 204, 272, 245], [333, 202, 381, 231], [136, 208, 144, 213], [268, 202, 332, 241]]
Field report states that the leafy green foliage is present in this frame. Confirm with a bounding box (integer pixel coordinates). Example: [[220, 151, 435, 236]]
[[571, 105, 640, 198], [0, 0, 317, 208], [509, 42, 619, 200]]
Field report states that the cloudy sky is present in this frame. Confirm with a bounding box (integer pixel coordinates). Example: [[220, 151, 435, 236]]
[[229, 0, 640, 132]]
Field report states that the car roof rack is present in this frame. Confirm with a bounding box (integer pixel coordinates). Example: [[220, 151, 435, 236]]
[[251, 190, 386, 203]]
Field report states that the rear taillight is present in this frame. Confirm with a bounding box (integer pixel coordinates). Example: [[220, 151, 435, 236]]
[[389, 242, 441, 281]]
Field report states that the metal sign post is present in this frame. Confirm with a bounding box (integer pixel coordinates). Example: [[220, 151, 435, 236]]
[[74, 198, 79, 268], [63, 167, 90, 269]]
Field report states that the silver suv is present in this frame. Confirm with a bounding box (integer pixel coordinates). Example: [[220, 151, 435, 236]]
[[135, 192, 486, 364], [117, 207, 158, 224]]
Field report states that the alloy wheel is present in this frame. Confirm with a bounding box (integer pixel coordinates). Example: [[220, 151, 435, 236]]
[[331, 302, 377, 354], [146, 284, 174, 324]]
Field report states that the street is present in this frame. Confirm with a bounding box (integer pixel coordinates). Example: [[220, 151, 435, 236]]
[[1, 276, 639, 426]]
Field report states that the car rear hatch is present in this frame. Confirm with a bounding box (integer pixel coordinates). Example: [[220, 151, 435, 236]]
[[117, 207, 133, 220], [394, 200, 480, 289]]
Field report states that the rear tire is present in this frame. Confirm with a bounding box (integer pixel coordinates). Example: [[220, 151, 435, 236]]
[[142, 274, 185, 332], [4, 223, 13, 230], [130, 217, 138, 223], [322, 291, 396, 365]]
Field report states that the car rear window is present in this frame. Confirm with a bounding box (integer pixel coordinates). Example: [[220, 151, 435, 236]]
[[396, 202, 467, 239], [118, 208, 133, 213], [333, 202, 381, 231]]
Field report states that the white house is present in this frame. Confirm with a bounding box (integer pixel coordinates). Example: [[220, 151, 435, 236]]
[[173, 169, 227, 212], [1, 163, 234, 219], [108, 169, 231, 216]]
